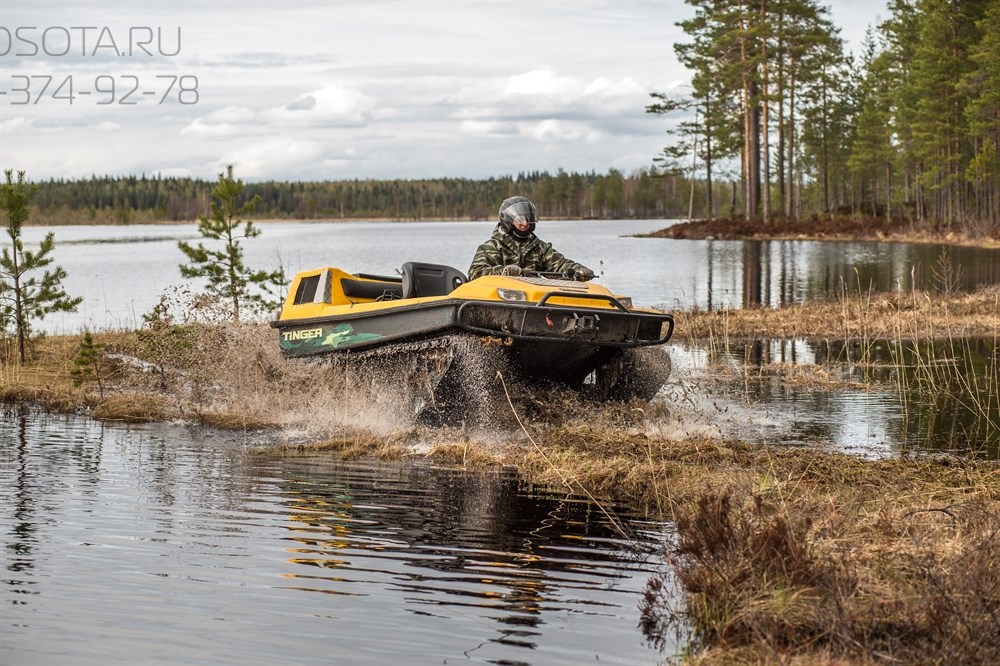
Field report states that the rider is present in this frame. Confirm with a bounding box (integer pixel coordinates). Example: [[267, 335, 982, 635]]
[[467, 196, 596, 281]]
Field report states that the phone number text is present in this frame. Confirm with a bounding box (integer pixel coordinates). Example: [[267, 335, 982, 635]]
[[0, 74, 199, 105]]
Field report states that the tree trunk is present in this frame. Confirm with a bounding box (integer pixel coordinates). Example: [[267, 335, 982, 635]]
[[689, 133, 698, 220], [12, 253, 25, 365], [750, 79, 761, 219], [740, 3, 758, 221], [886, 162, 892, 223], [776, 9, 786, 217], [704, 96, 714, 218], [760, 0, 771, 224], [821, 77, 829, 214], [787, 58, 797, 219]]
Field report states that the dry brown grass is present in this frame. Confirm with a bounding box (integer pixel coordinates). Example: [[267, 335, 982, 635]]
[[1, 333, 113, 411], [640, 452, 999, 665], [90, 394, 178, 422], [678, 286, 1000, 343]]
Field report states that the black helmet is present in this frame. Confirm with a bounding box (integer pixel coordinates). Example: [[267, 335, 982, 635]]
[[498, 196, 536, 240]]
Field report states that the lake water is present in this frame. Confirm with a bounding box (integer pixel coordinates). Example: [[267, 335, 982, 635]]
[[1, 411, 672, 665], [19, 219, 1000, 334]]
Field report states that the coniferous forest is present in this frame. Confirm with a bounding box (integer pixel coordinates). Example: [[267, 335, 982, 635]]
[[650, 0, 1000, 232], [16, 0, 1000, 233], [23, 170, 685, 225]]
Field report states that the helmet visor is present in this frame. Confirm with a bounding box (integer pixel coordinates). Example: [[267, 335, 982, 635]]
[[501, 200, 535, 227]]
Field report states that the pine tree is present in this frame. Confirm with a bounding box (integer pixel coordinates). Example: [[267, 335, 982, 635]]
[[669, 0, 847, 222], [671, 0, 754, 219], [908, 0, 989, 226], [878, 0, 921, 220], [785, 0, 846, 217], [1, 170, 82, 364], [177, 165, 286, 321], [962, 0, 1000, 224], [847, 32, 896, 218], [71, 330, 106, 396]]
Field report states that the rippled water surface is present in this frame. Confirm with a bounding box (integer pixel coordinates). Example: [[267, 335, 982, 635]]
[[1, 413, 671, 666], [669, 334, 999, 457]]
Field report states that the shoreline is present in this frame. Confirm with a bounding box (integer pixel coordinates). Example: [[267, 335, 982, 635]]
[[645, 215, 1000, 249], [24, 214, 1000, 250]]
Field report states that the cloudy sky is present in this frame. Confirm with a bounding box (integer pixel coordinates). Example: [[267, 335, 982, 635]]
[[1, 0, 888, 182]]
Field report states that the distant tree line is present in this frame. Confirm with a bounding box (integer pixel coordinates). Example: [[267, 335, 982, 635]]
[[649, 0, 1000, 231], [24, 169, 695, 225]]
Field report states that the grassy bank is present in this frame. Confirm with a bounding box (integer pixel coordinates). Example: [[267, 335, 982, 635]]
[[648, 215, 1000, 249], [2, 286, 999, 664], [677, 286, 1000, 342]]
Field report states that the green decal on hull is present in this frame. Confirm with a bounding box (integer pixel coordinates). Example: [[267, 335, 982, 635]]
[[280, 323, 382, 354], [320, 323, 382, 348]]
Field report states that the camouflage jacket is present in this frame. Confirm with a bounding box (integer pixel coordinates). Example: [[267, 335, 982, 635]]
[[467, 224, 589, 280]]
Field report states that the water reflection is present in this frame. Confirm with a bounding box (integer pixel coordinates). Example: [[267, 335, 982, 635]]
[[276, 463, 656, 638], [677, 335, 999, 457], [697, 240, 1000, 310], [1, 413, 669, 666]]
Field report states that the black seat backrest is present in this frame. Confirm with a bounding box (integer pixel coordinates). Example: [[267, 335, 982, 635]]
[[401, 262, 468, 298], [341, 277, 403, 301]]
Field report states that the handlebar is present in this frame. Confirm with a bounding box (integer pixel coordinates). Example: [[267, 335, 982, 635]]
[[517, 269, 594, 282]]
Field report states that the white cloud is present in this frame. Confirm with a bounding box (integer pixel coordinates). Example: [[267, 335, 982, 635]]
[[180, 118, 246, 138], [372, 107, 403, 121], [204, 106, 258, 123], [178, 87, 382, 141], [459, 120, 518, 136], [451, 68, 652, 123], [97, 121, 120, 131], [1, 117, 33, 131], [220, 138, 327, 178], [504, 69, 581, 96], [529, 119, 602, 143], [452, 107, 502, 119], [178, 105, 268, 138], [156, 167, 194, 178], [265, 85, 379, 127], [583, 76, 644, 98]]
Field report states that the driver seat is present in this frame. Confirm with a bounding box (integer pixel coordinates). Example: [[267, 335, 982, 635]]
[[401, 262, 468, 299]]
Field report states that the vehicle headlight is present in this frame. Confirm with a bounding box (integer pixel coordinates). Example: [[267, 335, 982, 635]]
[[617, 296, 633, 308], [497, 288, 527, 302]]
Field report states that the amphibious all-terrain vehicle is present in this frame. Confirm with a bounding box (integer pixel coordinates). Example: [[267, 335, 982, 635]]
[[271, 262, 674, 419]]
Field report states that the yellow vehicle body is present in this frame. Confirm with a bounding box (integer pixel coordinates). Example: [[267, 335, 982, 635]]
[[270, 261, 674, 407]]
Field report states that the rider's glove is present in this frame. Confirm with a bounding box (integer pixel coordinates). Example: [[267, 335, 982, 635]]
[[500, 264, 522, 277], [572, 266, 596, 281]]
